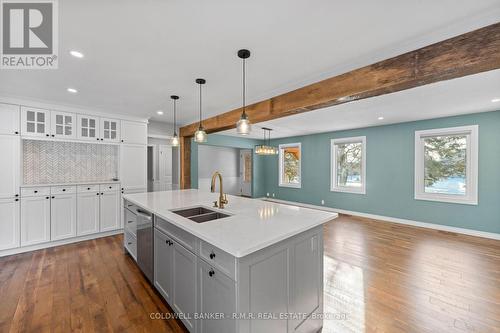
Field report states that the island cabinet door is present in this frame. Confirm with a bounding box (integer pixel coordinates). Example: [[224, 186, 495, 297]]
[[154, 228, 174, 303], [198, 259, 237, 333], [172, 242, 197, 333]]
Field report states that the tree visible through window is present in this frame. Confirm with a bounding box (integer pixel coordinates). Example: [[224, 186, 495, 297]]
[[279, 144, 301, 187], [331, 137, 366, 194]]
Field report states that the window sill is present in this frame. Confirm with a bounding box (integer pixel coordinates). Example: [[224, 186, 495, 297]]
[[414, 193, 477, 205], [330, 186, 366, 195], [279, 183, 302, 189]]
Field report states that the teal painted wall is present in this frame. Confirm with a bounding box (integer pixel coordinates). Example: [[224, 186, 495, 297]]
[[262, 111, 500, 234], [190, 134, 266, 197]]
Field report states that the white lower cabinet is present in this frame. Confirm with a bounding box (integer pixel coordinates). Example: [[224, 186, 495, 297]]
[[154, 229, 174, 303], [50, 194, 77, 241], [21, 196, 51, 246], [0, 198, 20, 250], [77, 191, 100, 236], [99, 191, 120, 232], [172, 242, 197, 333]]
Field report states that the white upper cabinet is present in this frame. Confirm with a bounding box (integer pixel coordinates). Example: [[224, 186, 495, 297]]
[[100, 118, 120, 142], [0, 198, 20, 250], [120, 144, 147, 191], [51, 111, 76, 139], [21, 106, 51, 137], [0, 103, 20, 135], [77, 115, 100, 141], [121, 120, 147, 145], [0, 136, 20, 199]]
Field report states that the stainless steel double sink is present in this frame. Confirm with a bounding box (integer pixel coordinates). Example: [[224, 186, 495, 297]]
[[171, 206, 230, 223]]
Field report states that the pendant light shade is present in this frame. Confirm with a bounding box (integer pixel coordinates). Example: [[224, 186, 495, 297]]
[[171, 95, 179, 147], [236, 49, 251, 135], [255, 127, 278, 155], [194, 78, 207, 143]]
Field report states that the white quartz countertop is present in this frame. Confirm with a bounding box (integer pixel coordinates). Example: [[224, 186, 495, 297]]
[[123, 189, 338, 258]]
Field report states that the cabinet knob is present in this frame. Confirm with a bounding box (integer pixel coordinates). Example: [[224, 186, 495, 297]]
[[121, 139, 124, 142], [109, 186, 112, 189], [51, 196, 55, 199], [62, 189, 66, 192], [46, 196, 49, 199], [34, 190, 38, 193], [208, 269, 215, 277], [14, 131, 19, 134], [15, 194, 19, 197], [46, 134, 49, 137], [101, 192, 104, 195], [15, 198, 19, 202], [209, 252, 216, 259], [87, 187, 91, 190], [51, 134, 55, 137], [97, 193, 100, 196], [97, 138, 99, 141]]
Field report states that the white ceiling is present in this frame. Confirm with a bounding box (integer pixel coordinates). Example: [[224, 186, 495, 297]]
[[221, 70, 500, 139], [0, 0, 499, 126]]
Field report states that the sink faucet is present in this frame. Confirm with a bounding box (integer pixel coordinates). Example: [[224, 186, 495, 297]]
[[210, 171, 228, 208]]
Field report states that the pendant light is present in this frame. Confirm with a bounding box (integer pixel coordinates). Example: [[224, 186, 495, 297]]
[[236, 49, 251, 135], [171, 95, 179, 147], [194, 78, 207, 143], [255, 127, 278, 155]]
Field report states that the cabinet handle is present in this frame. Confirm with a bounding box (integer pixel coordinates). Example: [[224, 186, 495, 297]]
[[46, 134, 49, 137], [15, 199, 19, 202], [46, 196, 49, 199], [14, 131, 19, 134], [166, 240, 173, 246], [209, 252, 216, 260], [62, 189, 66, 192], [96, 138, 99, 141], [97, 193, 100, 196], [208, 269, 215, 277], [128, 221, 133, 224], [15, 194, 19, 197], [34, 190, 38, 193], [51, 196, 55, 199], [101, 192, 104, 195], [51, 134, 55, 137]]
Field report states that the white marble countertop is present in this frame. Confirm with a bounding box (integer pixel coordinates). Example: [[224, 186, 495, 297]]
[[123, 189, 338, 258], [21, 180, 121, 187]]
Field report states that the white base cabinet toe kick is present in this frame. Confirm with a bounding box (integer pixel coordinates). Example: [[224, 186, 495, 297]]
[[123, 190, 337, 333]]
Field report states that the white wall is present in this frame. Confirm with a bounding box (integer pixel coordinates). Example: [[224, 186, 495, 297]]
[[198, 145, 240, 195]]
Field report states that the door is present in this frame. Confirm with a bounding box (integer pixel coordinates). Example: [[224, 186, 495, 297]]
[[120, 120, 147, 144], [0, 103, 20, 135], [51, 111, 76, 139], [77, 191, 100, 236], [172, 242, 197, 332], [77, 115, 100, 141], [0, 136, 20, 199], [21, 107, 50, 137], [120, 144, 147, 191], [21, 196, 51, 246], [101, 118, 120, 142], [198, 259, 237, 333], [0, 198, 20, 250], [159, 145, 173, 185], [99, 191, 120, 232], [239, 149, 252, 197], [50, 194, 77, 240], [154, 228, 174, 303]]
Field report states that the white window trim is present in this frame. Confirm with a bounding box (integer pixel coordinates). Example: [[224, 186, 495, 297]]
[[330, 136, 366, 194], [414, 125, 478, 205], [279, 143, 302, 188]]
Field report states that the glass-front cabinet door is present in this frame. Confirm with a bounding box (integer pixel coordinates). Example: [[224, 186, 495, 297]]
[[21, 107, 50, 137], [100, 118, 120, 142], [51, 111, 76, 139], [77, 115, 100, 141]]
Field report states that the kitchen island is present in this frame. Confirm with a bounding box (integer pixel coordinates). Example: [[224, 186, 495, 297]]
[[123, 189, 337, 333]]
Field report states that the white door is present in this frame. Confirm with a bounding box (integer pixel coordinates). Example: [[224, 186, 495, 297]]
[[101, 118, 120, 142], [77, 191, 100, 236], [239, 149, 252, 197], [77, 115, 100, 141], [21, 107, 50, 137], [159, 145, 173, 184], [0, 103, 20, 135], [172, 242, 197, 333], [154, 228, 174, 303], [51, 111, 76, 139], [120, 144, 147, 191], [120, 120, 147, 144], [21, 196, 51, 246], [0, 198, 20, 250], [50, 194, 77, 240], [0, 136, 20, 199], [99, 191, 120, 232]]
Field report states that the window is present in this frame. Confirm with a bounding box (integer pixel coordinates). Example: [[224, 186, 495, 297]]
[[414, 125, 478, 205], [331, 136, 366, 194], [279, 143, 301, 188]]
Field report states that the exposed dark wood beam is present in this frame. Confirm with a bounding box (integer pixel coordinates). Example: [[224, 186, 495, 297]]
[[179, 136, 191, 189]]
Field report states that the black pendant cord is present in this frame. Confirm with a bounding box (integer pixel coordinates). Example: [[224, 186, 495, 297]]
[[199, 83, 202, 129], [242, 57, 246, 117], [173, 99, 177, 135]]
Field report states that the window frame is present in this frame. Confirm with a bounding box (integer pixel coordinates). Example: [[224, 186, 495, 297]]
[[278, 143, 302, 188], [414, 125, 478, 205], [330, 136, 366, 194]]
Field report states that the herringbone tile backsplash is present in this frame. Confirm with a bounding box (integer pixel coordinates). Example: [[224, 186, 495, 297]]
[[23, 140, 119, 185]]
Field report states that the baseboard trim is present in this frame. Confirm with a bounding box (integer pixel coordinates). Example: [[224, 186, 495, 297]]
[[0, 229, 124, 257], [262, 198, 500, 240]]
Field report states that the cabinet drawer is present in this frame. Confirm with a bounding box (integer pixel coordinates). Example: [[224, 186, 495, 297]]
[[155, 217, 196, 253], [124, 230, 137, 260], [199, 239, 236, 280], [124, 208, 137, 236], [124, 200, 138, 211], [21, 186, 50, 197], [77, 184, 100, 193], [51, 186, 76, 195], [101, 183, 119, 192]]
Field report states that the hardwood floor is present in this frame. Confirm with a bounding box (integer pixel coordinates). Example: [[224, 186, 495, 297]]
[[0, 214, 498, 333]]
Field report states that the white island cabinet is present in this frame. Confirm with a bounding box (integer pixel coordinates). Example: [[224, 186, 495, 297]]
[[123, 190, 337, 333]]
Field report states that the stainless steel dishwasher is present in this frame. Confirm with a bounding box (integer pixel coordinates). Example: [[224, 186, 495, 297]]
[[136, 208, 154, 283]]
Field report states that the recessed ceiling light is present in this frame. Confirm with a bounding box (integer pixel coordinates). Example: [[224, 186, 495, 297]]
[[67, 88, 78, 93], [157, 110, 164, 115], [492, 98, 500, 103], [69, 50, 84, 58], [377, 116, 384, 120]]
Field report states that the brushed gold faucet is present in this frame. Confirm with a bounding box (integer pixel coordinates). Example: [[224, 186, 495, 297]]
[[210, 171, 228, 208]]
